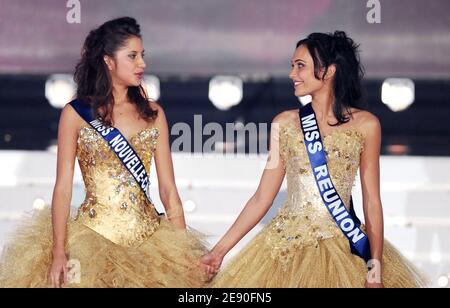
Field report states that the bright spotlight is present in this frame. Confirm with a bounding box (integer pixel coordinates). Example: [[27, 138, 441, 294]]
[[143, 75, 160, 101], [183, 200, 197, 213], [209, 76, 243, 111], [437, 275, 449, 288], [33, 198, 47, 211], [381, 78, 415, 112], [45, 74, 76, 109]]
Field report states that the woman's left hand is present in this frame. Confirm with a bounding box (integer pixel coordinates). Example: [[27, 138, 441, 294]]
[[200, 251, 223, 281]]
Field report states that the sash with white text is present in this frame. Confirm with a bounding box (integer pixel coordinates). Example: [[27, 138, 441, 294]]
[[69, 100, 163, 216], [299, 103, 371, 263]]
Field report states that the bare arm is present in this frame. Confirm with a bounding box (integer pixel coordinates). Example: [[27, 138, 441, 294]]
[[51, 105, 79, 251], [152, 102, 186, 229], [360, 114, 384, 271], [50, 104, 79, 287], [210, 116, 286, 258]]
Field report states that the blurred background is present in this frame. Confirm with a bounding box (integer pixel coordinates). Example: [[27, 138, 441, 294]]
[[0, 0, 449, 287]]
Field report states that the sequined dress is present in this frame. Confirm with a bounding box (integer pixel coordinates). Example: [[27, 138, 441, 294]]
[[211, 122, 428, 288], [0, 126, 207, 288]]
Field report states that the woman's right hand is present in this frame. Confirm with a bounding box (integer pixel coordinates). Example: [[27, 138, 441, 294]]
[[200, 251, 224, 281], [49, 249, 68, 288]]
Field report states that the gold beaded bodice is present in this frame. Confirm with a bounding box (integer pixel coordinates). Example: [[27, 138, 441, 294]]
[[266, 121, 365, 264], [75, 126, 160, 247]]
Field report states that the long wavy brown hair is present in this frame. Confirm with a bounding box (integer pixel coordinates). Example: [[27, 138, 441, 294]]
[[74, 17, 157, 125]]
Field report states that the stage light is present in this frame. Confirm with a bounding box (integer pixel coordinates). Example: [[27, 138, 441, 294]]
[[46, 143, 58, 154], [183, 200, 197, 213], [45, 74, 76, 109], [385, 144, 410, 156], [4, 134, 12, 143], [437, 275, 449, 288], [33, 198, 47, 211], [209, 76, 243, 111], [430, 251, 442, 264], [381, 78, 415, 112], [143, 75, 161, 101]]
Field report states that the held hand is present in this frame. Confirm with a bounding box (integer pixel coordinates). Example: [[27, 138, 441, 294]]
[[366, 263, 383, 288], [200, 251, 224, 281], [50, 250, 68, 288]]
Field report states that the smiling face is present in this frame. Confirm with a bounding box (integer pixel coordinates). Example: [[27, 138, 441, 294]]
[[104, 36, 146, 88], [289, 44, 334, 98]]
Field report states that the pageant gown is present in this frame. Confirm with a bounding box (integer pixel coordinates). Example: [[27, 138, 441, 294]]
[[0, 125, 207, 288], [211, 122, 428, 288]]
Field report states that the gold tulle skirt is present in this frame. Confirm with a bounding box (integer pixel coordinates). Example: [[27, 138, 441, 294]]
[[0, 209, 208, 288], [210, 229, 429, 288]]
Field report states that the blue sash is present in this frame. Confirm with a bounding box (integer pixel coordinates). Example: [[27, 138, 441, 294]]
[[69, 99, 163, 216], [299, 103, 371, 263]]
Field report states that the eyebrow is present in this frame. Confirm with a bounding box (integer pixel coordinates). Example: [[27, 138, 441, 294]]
[[292, 59, 306, 64], [129, 50, 145, 53]]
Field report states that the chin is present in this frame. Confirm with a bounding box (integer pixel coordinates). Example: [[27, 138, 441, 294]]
[[128, 81, 141, 88], [295, 90, 307, 97]]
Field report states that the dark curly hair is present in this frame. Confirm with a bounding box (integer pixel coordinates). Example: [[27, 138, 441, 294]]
[[74, 17, 157, 125], [296, 31, 364, 126]]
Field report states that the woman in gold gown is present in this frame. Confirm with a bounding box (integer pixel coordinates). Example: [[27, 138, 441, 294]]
[[201, 31, 428, 288], [0, 17, 207, 288]]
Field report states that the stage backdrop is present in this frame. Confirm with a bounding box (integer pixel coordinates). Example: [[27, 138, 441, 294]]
[[0, 0, 449, 78]]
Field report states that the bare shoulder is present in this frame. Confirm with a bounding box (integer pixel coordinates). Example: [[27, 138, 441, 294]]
[[149, 100, 164, 114], [62, 102, 79, 118], [350, 108, 381, 136], [273, 109, 299, 126], [61, 102, 85, 131], [149, 101, 166, 122], [148, 101, 169, 132]]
